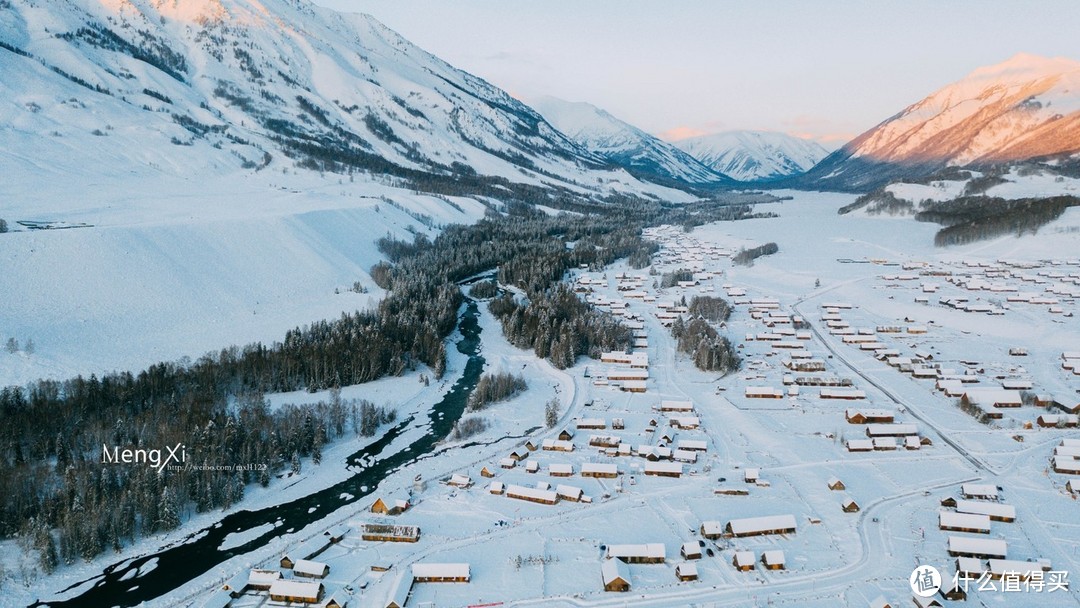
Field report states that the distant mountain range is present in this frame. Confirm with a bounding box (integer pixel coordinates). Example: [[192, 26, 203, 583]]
[[4, 1, 1078, 199], [795, 53, 1080, 192], [673, 131, 829, 182], [529, 96, 732, 188]]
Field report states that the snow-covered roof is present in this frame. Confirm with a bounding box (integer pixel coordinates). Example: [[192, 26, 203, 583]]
[[961, 483, 999, 499], [411, 563, 470, 579], [681, 541, 701, 556], [734, 551, 755, 567], [846, 439, 874, 451], [556, 484, 583, 500], [956, 556, 984, 574], [962, 388, 1022, 406], [948, 535, 1007, 558], [762, 550, 785, 565], [448, 473, 471, 487], [292, 559, 329, 577], [865, 423, 918, 436], [247, 569, 282, 586], [268, 579, 322, 599], [581, 463, 618, 475], [988, 558, 1041, 578], [956, 500, 1016, 520], [676, 562, 698, 577], [505, 484, 558, 503], [660, 400, 694, 411], [939, 511, 991, 532], [601, 558, 630, 585], [726, 514, 797, 535], [644, 461, 683, 474], [607, 543, 666, 560]]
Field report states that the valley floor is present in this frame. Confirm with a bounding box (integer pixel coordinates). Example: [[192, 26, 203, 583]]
[[10, 190, 1080, 607]]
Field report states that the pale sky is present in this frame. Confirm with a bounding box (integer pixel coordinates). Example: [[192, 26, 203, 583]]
[[313, 1, 1078, 147]]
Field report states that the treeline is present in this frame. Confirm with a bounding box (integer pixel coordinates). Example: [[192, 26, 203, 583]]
[[467, 372, 527, 411], [917, 195, 1080, 246], [660, 268, 694, 288], [490, 285, 632, 369], [732, 242, 779, 266], [688, 295, 732, 323], [670, 316, 740, 373], [3, 387, 387, 572]]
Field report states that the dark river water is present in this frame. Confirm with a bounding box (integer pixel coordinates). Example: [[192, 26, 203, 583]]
[[33, 298, 486, 608]]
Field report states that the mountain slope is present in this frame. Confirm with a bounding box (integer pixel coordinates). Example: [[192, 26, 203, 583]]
[[674, 130, 828, 182], [530, 96, 732, 188], [0, 0, 683, 205], [798, 53, 1080, 192]]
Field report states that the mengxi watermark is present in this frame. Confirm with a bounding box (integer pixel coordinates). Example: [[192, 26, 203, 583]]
[[103, 442, 187, 473], [910, 565, 942, 597]]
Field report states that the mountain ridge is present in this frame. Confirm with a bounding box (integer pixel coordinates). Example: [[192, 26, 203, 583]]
[[673, 130, 829, 182], [795, 53, 1080, 192], [529, 95, 733, 189], [0, 0, 687, 209]]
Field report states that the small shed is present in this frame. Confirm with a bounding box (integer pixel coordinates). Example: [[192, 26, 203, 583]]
[[675, 562, 699, 582], [827, 477, 845, 491], [761, 550, 786, 570], [733, 551, 755, 571], [293, 559, 330, 579], [700, 520, 723, 539], [680, 541, 702, 560]]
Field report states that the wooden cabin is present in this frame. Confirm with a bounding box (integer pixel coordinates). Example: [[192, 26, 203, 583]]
[[675, 563, 699, 581], [292, 559, 330, 579], [411, 563, 470, 583], [361, 523, 421, 543], [761, 550, 786, 570], [601, 558, 631, 592], [725, 515, 797, 538], [607, 543, 666, 564], [268, 580, 323, 603], [370, 497, 410, 516], [680, 541, 702, 560]]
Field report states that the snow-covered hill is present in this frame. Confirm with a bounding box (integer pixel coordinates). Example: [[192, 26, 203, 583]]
[[0, 0, 685, 200], [673, 130, 828, 182], [0, 0, 699, 385], [530, 96, 732, 187], [800, 53, 1080, 192]]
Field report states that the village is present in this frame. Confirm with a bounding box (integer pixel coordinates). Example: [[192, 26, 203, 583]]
[[197, 197, 1080, 608]]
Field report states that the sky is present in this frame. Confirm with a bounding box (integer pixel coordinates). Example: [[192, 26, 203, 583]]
[[313, 1, 1079, 147]]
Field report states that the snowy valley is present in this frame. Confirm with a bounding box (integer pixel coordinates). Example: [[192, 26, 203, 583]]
[[1, 1, 1080, 608]]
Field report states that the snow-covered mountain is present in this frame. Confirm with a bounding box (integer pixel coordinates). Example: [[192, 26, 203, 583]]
[[0, 0, 685, 203], [673, 130, 828, 182], [0, 0, 701, 387], [799, 53, 1080, 192], [529, 96, 732, 188]]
